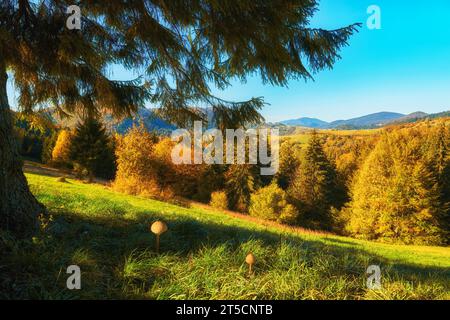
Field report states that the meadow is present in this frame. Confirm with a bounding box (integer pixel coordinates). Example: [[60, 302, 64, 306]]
[[1, 172, 449, 300]]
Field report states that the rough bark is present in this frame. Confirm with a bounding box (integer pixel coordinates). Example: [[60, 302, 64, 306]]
[[0, 62, 45, 237]]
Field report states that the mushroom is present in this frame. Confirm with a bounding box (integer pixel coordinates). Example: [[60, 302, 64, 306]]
[[150, 221, 168, 253], [245, 252, 256, 275]]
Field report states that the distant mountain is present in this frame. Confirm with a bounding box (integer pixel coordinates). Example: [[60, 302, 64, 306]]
[[45, 107, 220, 135], [280, 111, 414, 129], [46, 107, 176, 134], [103, 108, 176, 134], [329, 112, 405, 128], [280, 111, 450, 130], [280, 117, 329, 128]]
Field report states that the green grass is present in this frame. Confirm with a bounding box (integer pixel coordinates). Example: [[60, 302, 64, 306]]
[[1, 173, 449, 299]]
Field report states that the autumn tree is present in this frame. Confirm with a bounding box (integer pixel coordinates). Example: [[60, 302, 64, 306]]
[[0, 1, 359, 235], [113, 125, 158, 196], [196, 165, 226, 203], [151, 137, 205, 199], [51, 129, 73, 167], [429, 122, 450, 237], [343, 127, 447, 245]]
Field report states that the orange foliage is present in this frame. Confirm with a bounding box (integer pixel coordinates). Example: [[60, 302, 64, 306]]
[[112, 125, 160, 196], [51, 129, 73, 166]]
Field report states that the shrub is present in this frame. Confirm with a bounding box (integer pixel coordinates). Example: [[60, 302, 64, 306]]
[[249, 182, 298, 225], [278, 204, 299, 225], [210, 191, 228, 210]]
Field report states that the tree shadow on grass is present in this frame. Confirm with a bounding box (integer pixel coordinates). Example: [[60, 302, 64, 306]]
[[49, 207, 450, 283], [6, 195, 447, 299]]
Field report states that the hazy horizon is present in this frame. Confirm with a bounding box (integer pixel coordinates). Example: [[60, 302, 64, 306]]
[[276, 109, 448, 123]]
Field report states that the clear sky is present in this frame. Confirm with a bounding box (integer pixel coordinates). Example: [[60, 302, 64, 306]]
[[8, 0, 450, 122], [213, 0, 450, 122]]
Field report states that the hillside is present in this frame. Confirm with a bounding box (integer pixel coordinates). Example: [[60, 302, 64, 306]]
[[1, 171, 448, 299], [388, 111, 450, 126], [394, 111, 428, 122]]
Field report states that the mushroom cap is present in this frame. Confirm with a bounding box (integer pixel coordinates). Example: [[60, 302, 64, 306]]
[[245, 253, 255, 265], [151, 221, 168, 235]]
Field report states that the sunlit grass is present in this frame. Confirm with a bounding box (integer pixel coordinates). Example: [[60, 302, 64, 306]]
[[1, 173, 448, 300]]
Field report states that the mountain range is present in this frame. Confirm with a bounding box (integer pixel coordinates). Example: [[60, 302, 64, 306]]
[[46, 107, 449, 133], [278, 111, 448, 129]]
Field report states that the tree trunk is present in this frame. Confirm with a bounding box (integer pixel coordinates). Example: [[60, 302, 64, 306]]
[[0, 63, 45, 237]]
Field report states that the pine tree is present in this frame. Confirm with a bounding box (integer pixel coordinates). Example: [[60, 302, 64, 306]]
[[42, 131, 58, 164], [288, 131, 341, 230], [0, 1, 359, 235], [69, 118, 116, 181], [225, 164, 260, 212], [276, 139, 301, 189]]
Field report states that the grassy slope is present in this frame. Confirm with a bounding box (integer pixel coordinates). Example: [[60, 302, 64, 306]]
[[1, 173, 449, 299]]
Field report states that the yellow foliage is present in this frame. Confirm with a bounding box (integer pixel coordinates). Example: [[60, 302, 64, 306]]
[[250, 183, 298, 225], [343, 124, 448, 245], [210, 191, 228, 210], [113, 126, 159, 196], [51, 129, 73, 166]]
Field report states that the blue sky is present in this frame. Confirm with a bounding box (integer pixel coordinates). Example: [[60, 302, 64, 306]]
[[8, 0, 450, 122], [213, 0, 450, 122]]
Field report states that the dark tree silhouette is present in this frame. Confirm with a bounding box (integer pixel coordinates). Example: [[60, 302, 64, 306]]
[[69, 117, 116, 180]]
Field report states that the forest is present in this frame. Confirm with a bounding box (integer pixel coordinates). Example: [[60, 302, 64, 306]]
[[15, 114, 450, 246]]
